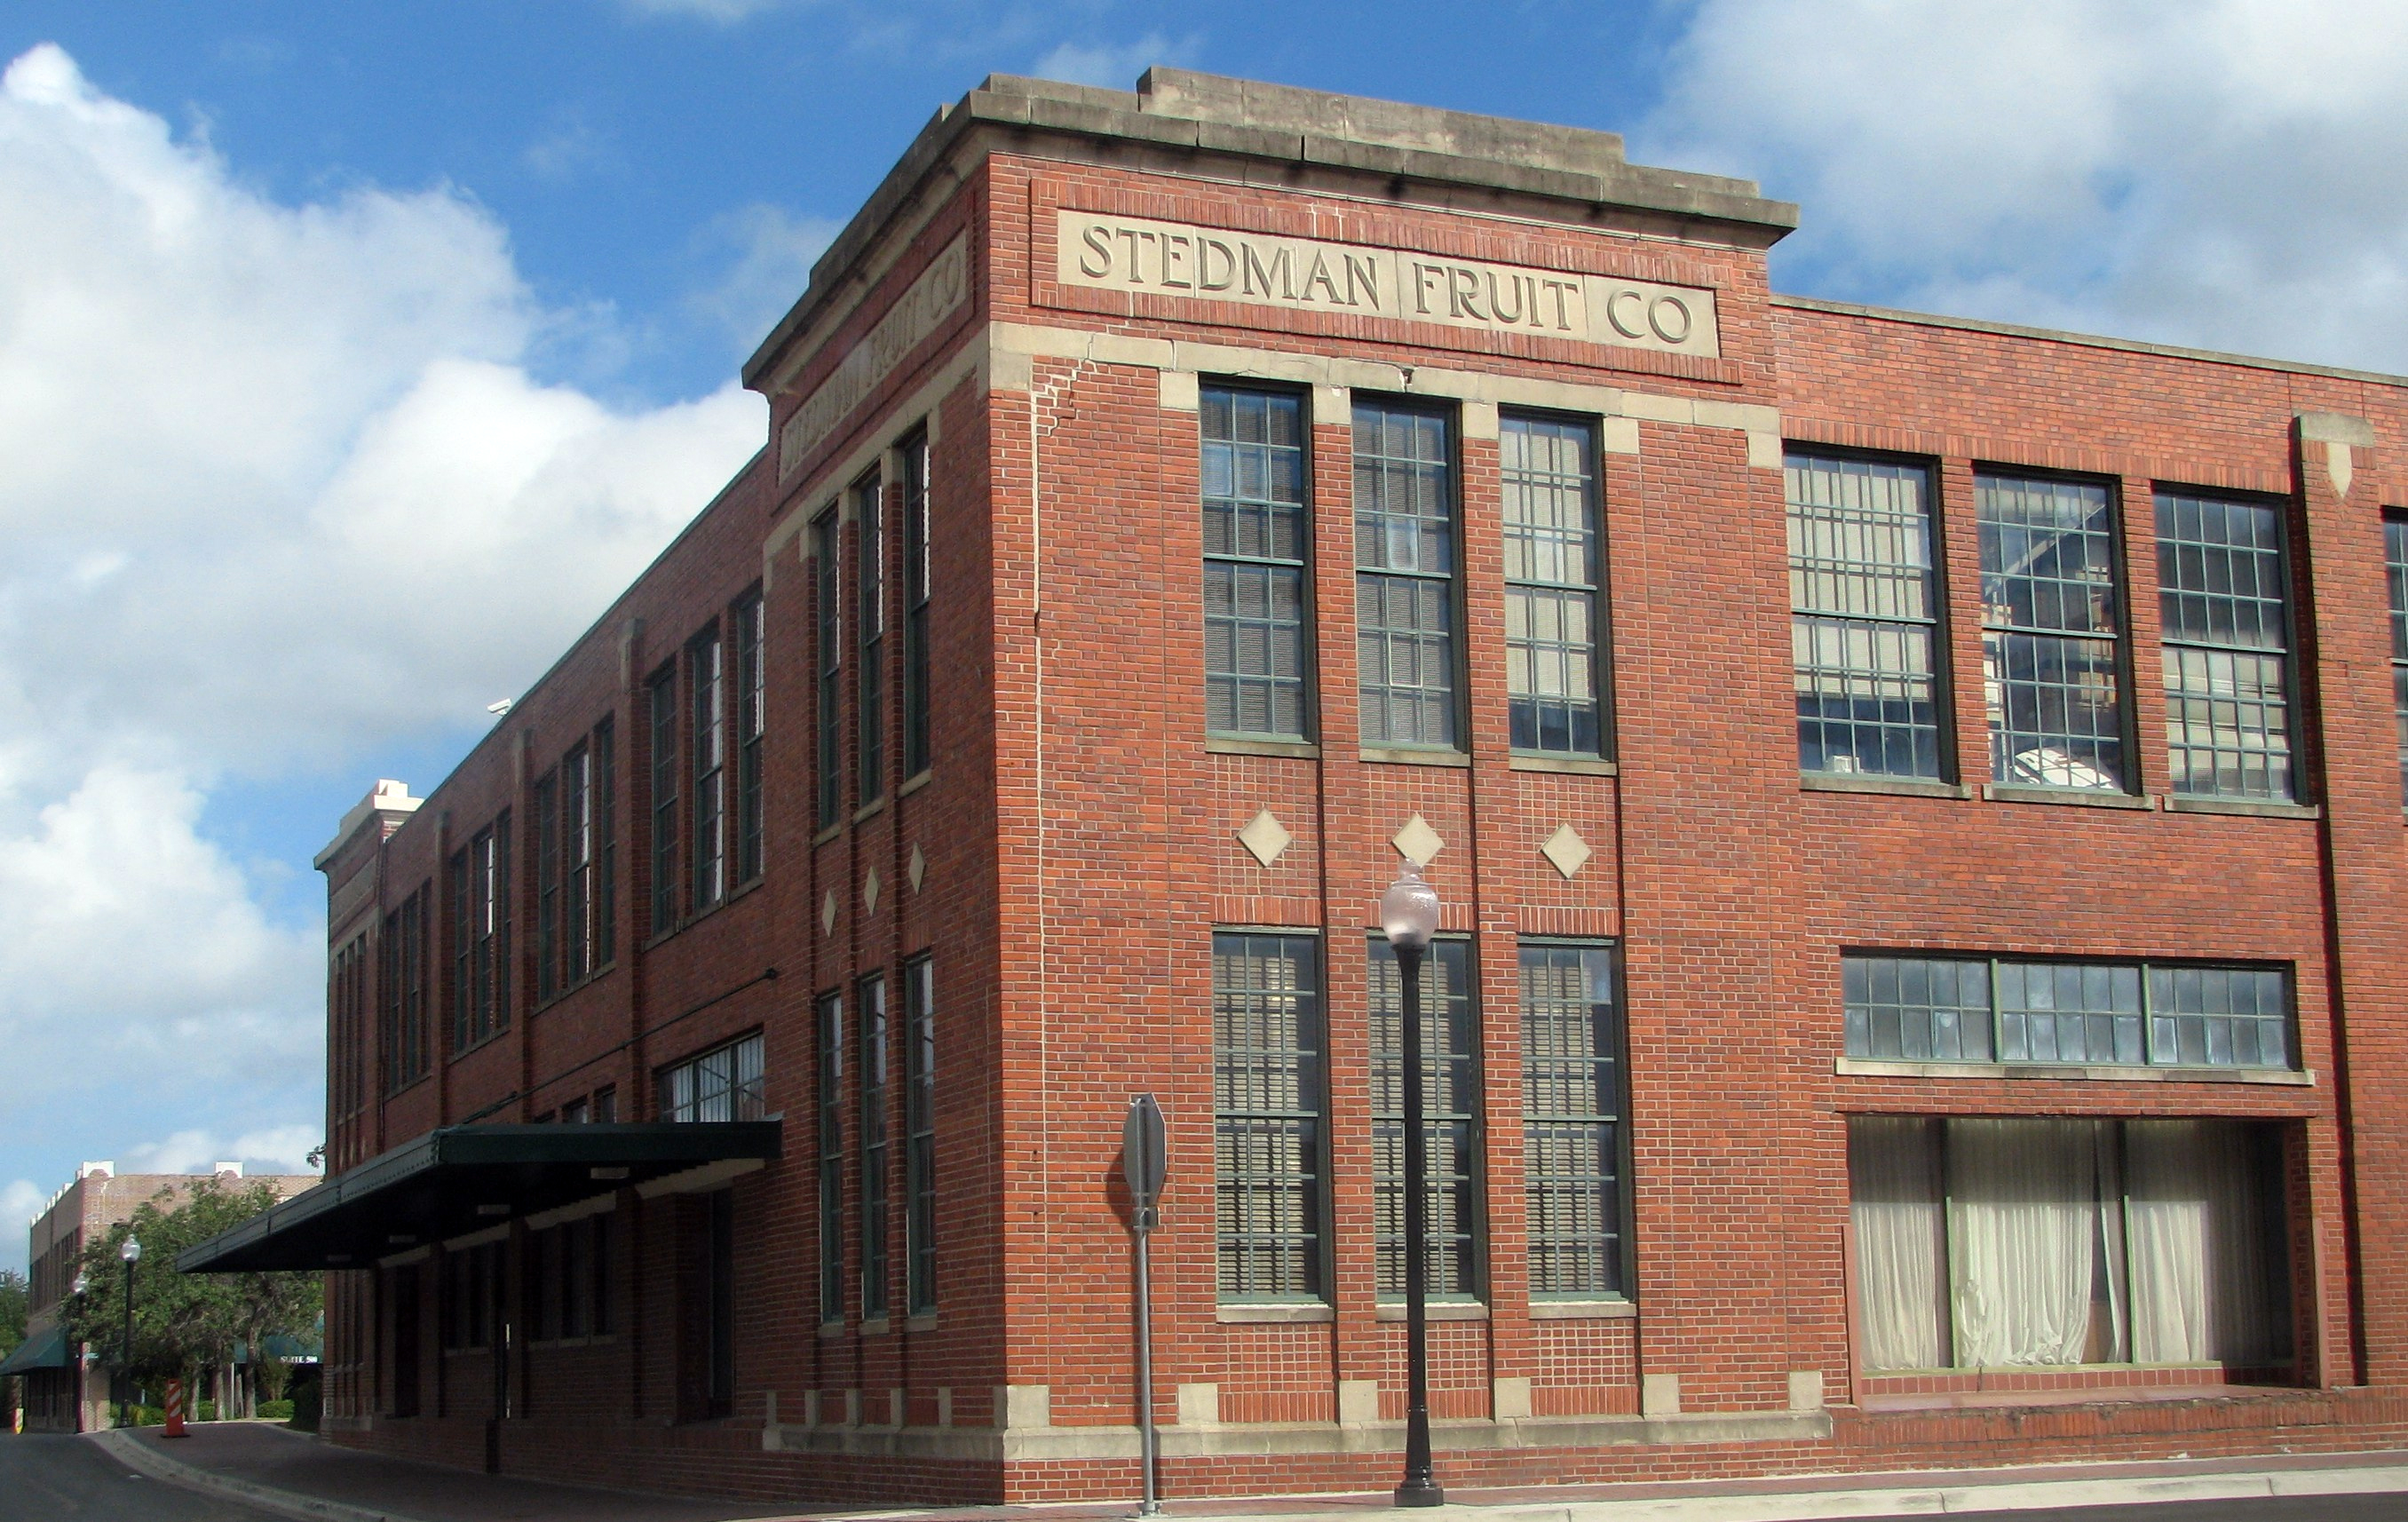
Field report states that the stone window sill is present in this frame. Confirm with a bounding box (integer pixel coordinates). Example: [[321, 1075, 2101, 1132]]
[[1360, 747, 1471, 768], [812, 822, 845, 846], [1217, 1303, 1333, 1324], [852, 797, 887, 824], [1208, 736, 1321, 759], [1510, 754, 1620, 776], [1530, 1298, 1636, 1320], [1835, 1057, 2313, 1086], [899, 769, 936, 797], [1375, 1301, 1488, 1321], [2164, 795, 2319, 819], [1802, 773, 1971, 799], [1983, 785, 2155, 810]]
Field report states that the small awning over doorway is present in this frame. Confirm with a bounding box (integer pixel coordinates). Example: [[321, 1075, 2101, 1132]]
[[0, 1322, 72, 1375], [175, 1121, 781, 1273]]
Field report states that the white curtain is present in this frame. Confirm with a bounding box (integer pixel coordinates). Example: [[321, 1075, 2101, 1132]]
[[2126, 1120, 2289, 1367], [1850, 1117, 1948, 1371], [1946, 1118, 2104, 1367]]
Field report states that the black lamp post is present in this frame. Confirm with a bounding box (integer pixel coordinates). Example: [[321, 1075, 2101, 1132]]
[[69, 1272, 89, 1433], [1382, 862, 1444, 1508], [118, 1235, 141, 1428]]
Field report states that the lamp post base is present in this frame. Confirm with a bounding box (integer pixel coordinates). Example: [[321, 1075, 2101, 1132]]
[[1393, 1478, 1446, 1509]]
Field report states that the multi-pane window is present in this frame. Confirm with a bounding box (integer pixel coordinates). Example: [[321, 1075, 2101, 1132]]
[[690, 626, 725, 910], [1212, 931, 1326, 1302], [813, 510, 843, 828], [856, 472, 886, 804], [562, 741, 592, 984], [2389, 519, 2408, 804], [593, 719, 616, 967], [1370, 936, 1481, 1297], [1520, 943, 1625, 1298], [381, 886, 427, 1092], [534, 770, 559, 1003], [1977, 474, 2127, 789], [903, 430, 935, 778], [1504, 415, 1607, 757], [1850, 1116, 2291, 1372], [1203, 385, 1311, 740], [817, 990, 844, 1322], [451, 819, 510, 1050], [2158, 490, 2294, 801], [1355, 400, 1460, 748], [528, 1213, 609, 1342], [734, 590, 766, 884], [1842, 954, 2293, 1070], [648, 668, 678, 934], [904, 954, 937, 1314], [331, 934, 368, 1122], [1789, 452, 1944, 778], [859, 972, 891, 1319], [656, 1031, 765, 1122]]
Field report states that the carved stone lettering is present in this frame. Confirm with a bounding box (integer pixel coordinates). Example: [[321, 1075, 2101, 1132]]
[[1052, 210, 1718, 360], [780, 234, 970, 479]]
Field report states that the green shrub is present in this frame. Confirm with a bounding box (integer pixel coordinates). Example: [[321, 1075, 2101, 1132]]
[[257, 1399, 293, 1420]]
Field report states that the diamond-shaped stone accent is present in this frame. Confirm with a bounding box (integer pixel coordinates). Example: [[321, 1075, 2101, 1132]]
[[908, 843, 927, 892], [863, 868, 881, 915], [1542, 823, 1592, 880], [1391, 813, 1444, 867], [820, 890, 838, 936], [1237, 809, 1293, 867]]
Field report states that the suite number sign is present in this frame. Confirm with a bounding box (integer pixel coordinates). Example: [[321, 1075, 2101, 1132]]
[[1055, 210, 1718, 358]]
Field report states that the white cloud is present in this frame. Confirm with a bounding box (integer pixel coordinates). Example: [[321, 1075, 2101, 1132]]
[[1643, 0, 2408, 370], [0, 44, 766, 1185], [687, 202, 840, 351], [1030, 32, 1201, 91], [118, 1126, 322, 1177], [621, 0, 801, 20]]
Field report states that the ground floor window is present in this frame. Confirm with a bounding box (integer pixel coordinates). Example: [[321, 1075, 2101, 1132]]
[[1850, 1116, 2292, 1374]]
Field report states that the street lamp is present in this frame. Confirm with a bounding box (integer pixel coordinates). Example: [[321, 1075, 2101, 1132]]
[[118, 1236, 141, 1429], [1381, 861, 1444, 1508], [70, 1272, 89, 1433]]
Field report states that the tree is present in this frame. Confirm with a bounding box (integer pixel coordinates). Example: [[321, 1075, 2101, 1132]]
[[67, 1179, 321, 1419], [0, 1267, 26, 1359]]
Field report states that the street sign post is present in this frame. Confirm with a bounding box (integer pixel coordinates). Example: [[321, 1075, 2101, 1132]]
[[1123, 1094, 1167, 1518]]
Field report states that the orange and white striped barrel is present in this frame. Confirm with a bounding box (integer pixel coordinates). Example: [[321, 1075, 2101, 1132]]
[[162, 1378, 186, 1438]]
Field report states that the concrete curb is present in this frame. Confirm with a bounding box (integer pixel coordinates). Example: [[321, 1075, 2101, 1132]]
[[1187, 1463, 2408, 1522], [88, 1426, 437, 1522]]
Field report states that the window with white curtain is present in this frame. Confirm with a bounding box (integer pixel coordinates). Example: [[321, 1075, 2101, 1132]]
[[1849, 1116, 2292, 1374]]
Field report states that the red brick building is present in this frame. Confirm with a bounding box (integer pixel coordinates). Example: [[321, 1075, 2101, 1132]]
[[188, 69, 2408, 1503]]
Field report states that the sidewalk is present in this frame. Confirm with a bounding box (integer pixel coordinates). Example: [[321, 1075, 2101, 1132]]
[[90, 1422, 2408, 1522]]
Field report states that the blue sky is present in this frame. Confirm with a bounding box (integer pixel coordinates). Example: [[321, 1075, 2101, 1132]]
[[4, 1, 2407, 1269]]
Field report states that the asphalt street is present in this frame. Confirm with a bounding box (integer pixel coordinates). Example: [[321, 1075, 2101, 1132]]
[[1947, 1498, 2408, 1522], [0, 1433, 286, 1521]]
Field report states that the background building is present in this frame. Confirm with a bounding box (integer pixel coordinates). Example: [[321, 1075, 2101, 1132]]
[[189, 69, 2408, 1503], [11, 1161, 316, 1430]]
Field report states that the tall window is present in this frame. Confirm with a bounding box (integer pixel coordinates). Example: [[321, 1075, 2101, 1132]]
[[1203, 385, 1311, 740], [382, 886, 427, 1091], [1504, 414, 1606, 757], [2158, 490, 2294, 801], [1843, 954, 2293, 1070], [1355, 400, 1459, 748], [1520, 943, 1625, 1298], [1213, 932, 1326, 1302], [332, 935, 368, 1122], [855, 472, 886, 803], [593, 718, 616, 967], [648, 668, 679, 934], [1370, 936, 1480, 1297], [817, 990, 844, 1323], [734, 591, 766, 884], [1977, 473, 2127, 789], [690, 626, 725, 910], [453, 819, 509, 1050], [534, 769, 559, 1003], [2392, 519, 2408, 804], [655, 1031, 764, 1122], [1789, 452, 1943, 778], [562, 741, 592, 983], [903, 431, 935, 777], [1850, 1116, 2292, 1373], [813, 510, 843, 828], [859, 972, 891, 1320], [905, 954, 937, 1314]]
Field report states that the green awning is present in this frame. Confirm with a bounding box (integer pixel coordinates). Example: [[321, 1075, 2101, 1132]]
[[0, 1323, 71, 1375], [176, 1121, 781, 1273]]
